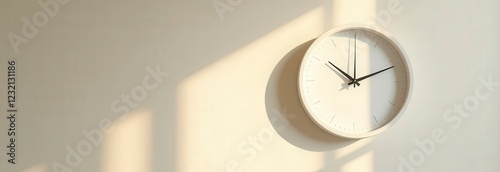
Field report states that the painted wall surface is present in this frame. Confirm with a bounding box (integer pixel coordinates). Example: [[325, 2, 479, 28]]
[[0, 0, 499, 172]]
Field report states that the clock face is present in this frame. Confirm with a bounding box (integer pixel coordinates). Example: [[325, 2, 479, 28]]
[[298, 25, 412, 139]]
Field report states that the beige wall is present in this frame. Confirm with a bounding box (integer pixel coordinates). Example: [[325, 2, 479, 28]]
[[1, 0, 499, 172]]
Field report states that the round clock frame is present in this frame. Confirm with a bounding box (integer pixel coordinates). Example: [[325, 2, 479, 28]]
[[297, 24, 413, 139]]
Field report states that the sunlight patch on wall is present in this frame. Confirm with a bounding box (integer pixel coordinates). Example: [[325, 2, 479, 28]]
[[102, 109, 153, 172], [340, 150, 374, 172], [22, 163, 47, 172], [176, 6, 328, 172], [331, 0, 376, 26], [334, 137, 374, 160]]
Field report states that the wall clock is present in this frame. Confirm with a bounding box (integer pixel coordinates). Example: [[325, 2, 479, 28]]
[[298, 24, 412, 139]]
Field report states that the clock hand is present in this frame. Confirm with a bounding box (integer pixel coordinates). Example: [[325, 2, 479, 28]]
[[328, 61, 360, 86], [354, 34, 357, 88], [348, 66, 394, 85]]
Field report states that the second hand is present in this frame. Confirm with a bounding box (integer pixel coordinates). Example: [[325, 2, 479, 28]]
[[354, 33, 357, 88]]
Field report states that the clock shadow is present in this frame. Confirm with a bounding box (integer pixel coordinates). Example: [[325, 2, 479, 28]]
[[265, 39, 360, 152]]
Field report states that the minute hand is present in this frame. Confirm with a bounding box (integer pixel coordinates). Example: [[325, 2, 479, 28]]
[[348, 66, 394, 85]]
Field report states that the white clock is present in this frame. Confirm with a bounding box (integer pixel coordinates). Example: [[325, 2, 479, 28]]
[[298, 24, 412, 139]]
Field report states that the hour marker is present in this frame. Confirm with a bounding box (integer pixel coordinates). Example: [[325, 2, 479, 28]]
[[353, 122, 355, 129], [331, 40, 337, 47], [306, 80, 315, 82], [314, 56, 321, 61], [330, 115, 335, 123], [313, 100, 321, 105], [388, 101, 395, 106], [373, 116, 379, 124], [374, 40, 379, 48]]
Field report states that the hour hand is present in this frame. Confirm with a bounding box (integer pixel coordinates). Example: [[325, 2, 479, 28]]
[[328, 61, 360, 86]]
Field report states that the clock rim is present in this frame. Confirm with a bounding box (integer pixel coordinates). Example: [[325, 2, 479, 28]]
[[297, 24, 413, 139]]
